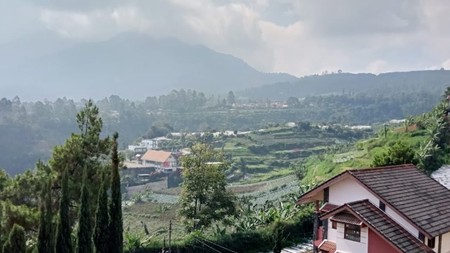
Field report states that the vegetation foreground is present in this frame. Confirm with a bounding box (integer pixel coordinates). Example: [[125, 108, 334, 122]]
[[1, 88, 450, 252]]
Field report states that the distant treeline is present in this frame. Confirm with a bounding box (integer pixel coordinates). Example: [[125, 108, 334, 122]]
[[240, 70, 450, 100], [0, 83, 445, 174]]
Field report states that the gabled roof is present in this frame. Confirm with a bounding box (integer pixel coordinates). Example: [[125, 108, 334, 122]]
[[318, 240, 336, 253], [141, 150, 172, 163], [320, 203, 339, 213], [298, 164, 450, 237], [330, 213, 362, 226], [321, 200, 434, 253]]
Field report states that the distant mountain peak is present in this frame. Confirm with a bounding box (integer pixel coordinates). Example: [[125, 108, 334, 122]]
[[0, 32, 297, 101]]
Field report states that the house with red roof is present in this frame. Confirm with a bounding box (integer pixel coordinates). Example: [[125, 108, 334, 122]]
[[140, 150, 177, 173], [297, 164, 450, 253]]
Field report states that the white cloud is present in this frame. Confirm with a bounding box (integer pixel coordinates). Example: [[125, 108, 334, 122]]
[[168, 0, 275, 71], [40, 9, 93, 38], [38, 6, 151, 39], [110, 7, 150, 32], [365, 60, 390, 74], [4, 0, 450, 76], [442, 59, 450, 70]]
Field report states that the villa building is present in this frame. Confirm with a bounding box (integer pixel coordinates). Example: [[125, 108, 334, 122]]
[[297, 164, 450, 253]]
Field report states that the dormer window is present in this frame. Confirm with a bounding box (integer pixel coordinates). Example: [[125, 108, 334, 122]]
[[379, 201, 386, 212]]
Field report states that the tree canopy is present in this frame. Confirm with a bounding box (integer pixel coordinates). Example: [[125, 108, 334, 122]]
[[179, 143, 236, 230]]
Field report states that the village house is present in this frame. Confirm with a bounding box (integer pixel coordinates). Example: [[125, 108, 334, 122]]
[[298, 164, 450, 253], [127, 136, 171, 152], [140, 150, 177, 173]]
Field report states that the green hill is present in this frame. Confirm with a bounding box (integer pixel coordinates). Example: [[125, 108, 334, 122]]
[[300, 89, 450, 185], [239, 70, 450, 100]]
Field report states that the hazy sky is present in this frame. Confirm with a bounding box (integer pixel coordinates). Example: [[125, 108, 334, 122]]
[[2, 0, 450, 76]]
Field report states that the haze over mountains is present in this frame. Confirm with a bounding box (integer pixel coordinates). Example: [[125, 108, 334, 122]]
[[2, 32, 450, 102], [0, 32, 296, 101], [240, 70, 450, 100]]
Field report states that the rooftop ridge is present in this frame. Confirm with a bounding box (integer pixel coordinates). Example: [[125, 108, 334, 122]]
[[348, 163, 416, 174]]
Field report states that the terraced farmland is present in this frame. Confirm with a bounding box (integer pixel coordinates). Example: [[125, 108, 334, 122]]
[[122, 123, 370, 243], [219, 124, 369, 183]]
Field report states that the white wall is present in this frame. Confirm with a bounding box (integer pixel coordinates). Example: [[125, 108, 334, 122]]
[[334, 223, 368, 253], [328, 219, 338, 242], [328, 177, 421, 244], [329, 177, 378, 205], [442, 232, 450, 253], [168, 156, 177, 167]]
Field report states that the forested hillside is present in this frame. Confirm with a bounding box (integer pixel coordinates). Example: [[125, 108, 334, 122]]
[[240, 70, 450, 100], [299, 88, 450, 184], [0, 79, 447, 175]]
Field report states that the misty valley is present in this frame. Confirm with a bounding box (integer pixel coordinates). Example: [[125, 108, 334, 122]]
[[1, 72, 450, 252]]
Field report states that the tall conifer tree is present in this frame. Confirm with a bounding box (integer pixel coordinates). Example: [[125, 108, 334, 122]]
[[37, 179, 54, 253], [0, 202, 3, 253], [3, 224, 25, 253], [76, 167, 93, 253], [94, 174, 109, 253], [55, 168, 73, 253], [108, 133, 123, 253]]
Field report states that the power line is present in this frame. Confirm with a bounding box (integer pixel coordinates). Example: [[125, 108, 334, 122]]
[[195, 236, 238, 253], [194, 238, 222, 253]]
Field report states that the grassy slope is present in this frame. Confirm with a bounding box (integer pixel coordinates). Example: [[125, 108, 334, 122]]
[[219, 125, 367, 183], [301, 126, 429, 185]]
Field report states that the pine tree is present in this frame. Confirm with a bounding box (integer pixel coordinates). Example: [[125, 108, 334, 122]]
[[76, 167, 93, 253], [0, 202, 3, 253], [37, 179, 54, 253], [55, 168, 73, 253], [93, 175, 109, 253], [108, 133, 123, 253], [2, 224, 26, 253]]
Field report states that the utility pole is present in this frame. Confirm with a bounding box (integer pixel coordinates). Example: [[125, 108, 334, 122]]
[[168, 220, 172, 253], [164, 236, 167, 252]]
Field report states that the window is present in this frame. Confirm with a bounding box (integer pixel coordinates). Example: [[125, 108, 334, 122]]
[[332, 221, 337, 229], [428, 237, 435, 248], [418, 232, 425, 243], [344, 224, 361, 242], [323, 187, 329, 203], [379, 201, 386, 212]]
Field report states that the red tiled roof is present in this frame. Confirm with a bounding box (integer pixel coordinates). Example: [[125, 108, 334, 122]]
[[318, 240, 336, 253], [141, 150, 172, 163]]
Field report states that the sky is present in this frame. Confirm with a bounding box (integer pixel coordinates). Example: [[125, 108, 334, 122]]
[[1, 0, 450, 77]]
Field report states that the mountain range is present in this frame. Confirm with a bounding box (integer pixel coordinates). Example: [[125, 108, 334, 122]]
[[0, 32, 296, 101], [239, 70, 450, 100], [2, 31, 450, 102]]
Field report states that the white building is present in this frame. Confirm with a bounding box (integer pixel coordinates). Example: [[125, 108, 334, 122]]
[[298, 164, 450, 253]]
